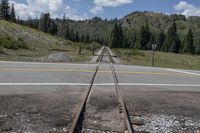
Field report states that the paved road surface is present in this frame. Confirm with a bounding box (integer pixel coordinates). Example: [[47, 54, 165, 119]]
[[1, 61, 199, 87], [0, 61, 200, 132]]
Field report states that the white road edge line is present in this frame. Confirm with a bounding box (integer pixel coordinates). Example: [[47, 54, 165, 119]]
[[0, 83, 200, 87], [0, 83, 114, 86], [166, 68, 200, 76], [118, 83, 200, 87], [0, 83, 90, 86]]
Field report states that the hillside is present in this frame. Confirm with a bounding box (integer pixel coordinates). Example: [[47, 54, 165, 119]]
[[11, 11, 200, 55], [67, 17, 116, 45], [0, 20, 96, 62], [120, 11, 200, 41], [65, 11, 200, 53]]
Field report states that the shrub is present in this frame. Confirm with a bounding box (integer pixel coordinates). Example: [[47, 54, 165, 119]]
[[86, 42, 101, 51], [0, 36, 28, 50]]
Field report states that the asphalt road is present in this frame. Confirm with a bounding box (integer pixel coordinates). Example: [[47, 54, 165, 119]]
[[0, 61, 97, 95], [115, 64, 200, 90], [0, 60, 200, 132], [1, 61, 199, 86]]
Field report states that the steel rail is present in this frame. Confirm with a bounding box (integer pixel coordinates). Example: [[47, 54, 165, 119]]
[[69, 46, 134, 133], [69, 46, 105, 133], [106, 47, 134, 133]]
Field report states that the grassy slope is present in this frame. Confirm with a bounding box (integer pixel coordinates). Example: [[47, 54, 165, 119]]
[[113, 49, 200, 70], [0, 20, 93, 62]]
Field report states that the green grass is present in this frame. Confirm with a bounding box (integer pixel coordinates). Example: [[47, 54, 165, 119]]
[[0, 20, 99, 62], [113, 48, 200, 70], [0, 36, 28, 50]]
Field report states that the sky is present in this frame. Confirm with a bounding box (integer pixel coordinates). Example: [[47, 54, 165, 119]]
[[10, 0, 200, 20]]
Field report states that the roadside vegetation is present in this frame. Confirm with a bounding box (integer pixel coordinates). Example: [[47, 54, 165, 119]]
[[1, 0, 200, 66], [0, 36, 28, 50], [12, 11, 200, 57], [0, 20, 100, 62], [0, 0, 101, 62], [114, 49, 200, 70]]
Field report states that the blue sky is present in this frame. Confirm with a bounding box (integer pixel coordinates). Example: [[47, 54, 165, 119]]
[[11, 0, 200, 20]]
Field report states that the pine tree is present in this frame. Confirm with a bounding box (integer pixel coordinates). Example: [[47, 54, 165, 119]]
[[163, 22, 180, 53], [122, 36, 128, 48], [75, 32, 80, 42], [109, 23, 119, 48], [39, 13, 51, 33], [64, 22, 70, 40], [84, 33, 90, 43], [38, 13, 44, 32], [0, 0, 10, 20], [183, 28, 194, 54], [81, 35, 84, 42], [129, 33, 136, 48], [147, 34, 155, 50], [49, 20, 57, 35], [157, 30, 165, 51], [44, 13, 51, 33], [118, 23, 123, 48], [10, 4, 16, 22], [169, 22, 180, 53], [0, 2, 2, 19], [135, 22, 151, 50]]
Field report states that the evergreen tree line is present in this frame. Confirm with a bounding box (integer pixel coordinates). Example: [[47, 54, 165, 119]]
[[0, 0, 16, 22], [110, 21, 197, 55], [19, 13, 104, 44], [109, 23, 123, 48], [0, 1, 197, 55]]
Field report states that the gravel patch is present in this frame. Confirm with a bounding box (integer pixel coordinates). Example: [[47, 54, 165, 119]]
[[47, 52, 72, 62], [132, 114, 200, 133]]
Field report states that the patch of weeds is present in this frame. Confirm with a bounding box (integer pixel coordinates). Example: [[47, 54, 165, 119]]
[[0, 36, 28, 50]]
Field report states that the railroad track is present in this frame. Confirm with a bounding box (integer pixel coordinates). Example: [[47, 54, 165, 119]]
[[69, 47, 134, 133]]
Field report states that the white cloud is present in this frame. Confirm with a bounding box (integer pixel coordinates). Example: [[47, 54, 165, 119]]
[[10, 0, 87, 20], [174, 1, 200, 17], [90, 0, 133, 14], [90, 6, 103, 14], [93, 0, 133, 7]]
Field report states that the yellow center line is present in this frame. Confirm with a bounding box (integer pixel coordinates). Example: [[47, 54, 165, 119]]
[[0, 67, 196, 76], [0, 68, 95, 73]]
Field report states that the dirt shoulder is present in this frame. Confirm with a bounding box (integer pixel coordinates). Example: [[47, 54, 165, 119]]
[[0, 86, 85, 133]]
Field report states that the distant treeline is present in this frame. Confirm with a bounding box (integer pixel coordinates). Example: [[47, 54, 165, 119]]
[[15, 14, 106, 45], [110, 21, 196, 55], [1, 0, 200, 55], [17, 12, 200, 55]]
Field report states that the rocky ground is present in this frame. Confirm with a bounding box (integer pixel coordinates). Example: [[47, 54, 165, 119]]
[[132, 114, 200, 133], [122, 88, 200, 133], [0, 86, 85, 133]]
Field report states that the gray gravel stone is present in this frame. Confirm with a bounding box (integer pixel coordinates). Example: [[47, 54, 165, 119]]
[[48, 52, 72, 62], [132, 114, 200, 133]]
